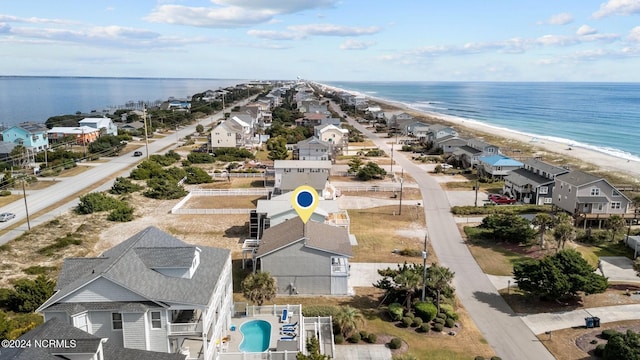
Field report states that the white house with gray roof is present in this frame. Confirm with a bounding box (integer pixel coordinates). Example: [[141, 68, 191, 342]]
[[503, 158, 569, 205], [37, 226, 233, 360], [273, 160, 331, 194]]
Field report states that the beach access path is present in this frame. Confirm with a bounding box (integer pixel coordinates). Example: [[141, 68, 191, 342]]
[[330, 101, 556, 360]]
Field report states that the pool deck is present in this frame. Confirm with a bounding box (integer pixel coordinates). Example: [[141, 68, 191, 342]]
[[225, 312, 302, 354]]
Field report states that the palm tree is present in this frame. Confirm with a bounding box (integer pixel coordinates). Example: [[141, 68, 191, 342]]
[[532, 213, 554, 249], [333, 306, 364, 338], [241, 271, 276, 306], [553, 223, 575, 251]]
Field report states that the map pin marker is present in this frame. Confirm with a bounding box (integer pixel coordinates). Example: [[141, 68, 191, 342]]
[[291, 185, 319, 224]]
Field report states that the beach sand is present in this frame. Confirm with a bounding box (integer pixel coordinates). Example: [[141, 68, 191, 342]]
[[320, 83, 640, 182]]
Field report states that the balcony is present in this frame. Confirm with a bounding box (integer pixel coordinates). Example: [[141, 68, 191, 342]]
[[168, 309, 203, 336]]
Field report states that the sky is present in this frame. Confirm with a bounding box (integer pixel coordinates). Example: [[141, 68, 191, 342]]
[[1, 0, 640, 82]]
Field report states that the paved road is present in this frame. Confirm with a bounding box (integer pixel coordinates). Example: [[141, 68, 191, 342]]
[[0, 98, 253, 245], [331, 102, 555, 360]]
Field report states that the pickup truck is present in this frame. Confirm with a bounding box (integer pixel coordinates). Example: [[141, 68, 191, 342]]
[[488, 194, 516, 205]]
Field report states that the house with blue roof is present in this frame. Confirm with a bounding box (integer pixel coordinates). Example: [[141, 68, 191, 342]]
[[1, 122, 49, 151], [37, 226, 233, 360], [478, 154, 523, 179]]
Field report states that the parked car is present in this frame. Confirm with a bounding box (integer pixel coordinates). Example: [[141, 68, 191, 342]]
[[0, 212, 16, 222], [440, 164, 453, 169], [133, 151, 143, 157], [488, 194, 516, 205]]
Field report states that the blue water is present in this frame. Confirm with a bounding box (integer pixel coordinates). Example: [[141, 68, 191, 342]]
[[323, 81, 640, 161], [239, 319, 271, 352], [0, 76, 244, 126]]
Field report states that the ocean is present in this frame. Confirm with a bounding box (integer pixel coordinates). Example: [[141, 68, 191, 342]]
[[323, 81, 640, 162], [0, 76, 244, 126]]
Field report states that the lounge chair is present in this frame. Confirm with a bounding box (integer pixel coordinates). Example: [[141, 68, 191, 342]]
[[280, 331, 295, 337], [280, 309, 288, 323], [280, 334, 297, 341], [280, 321, 298, 329]]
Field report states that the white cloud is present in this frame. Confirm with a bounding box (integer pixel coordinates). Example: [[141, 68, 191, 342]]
[[592, 0, 640, 19], [339, 39, 376, 50], [536, 34, 579, 46], [0, 14, 79, 25], [288, 24, 380, 36], [145, 0, 337, 28], [538, 12, 574, 25], [247, 29, 300, 40], [577, 25, 597, 36], [628, 26, 640, 42]]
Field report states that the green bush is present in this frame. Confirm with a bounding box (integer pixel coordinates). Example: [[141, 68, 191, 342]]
[[302, 305, 339, 317], [594, 344, 606, 357], [388, 337, 402, 350], [445, 318, 455, 328], [22, 266, 56, 275], [334, 334, 344, 344], [432, 323, 444, 332], [490, 357, 502, 360], [398, 248, 422, 257], [474, 357, 485, 360], [434, 317, 445, 325], [0, 190, 11, 196], [436, 312, 447, 319], [110, 177, 144, 194], [388, 303, 404, 321], [412, 317, 423, 327], [38, 233, 83, 256], [414, 302, 437, 322], [107, 204, 134, 222], [187, 152, 216, 164], [418, 323, 430, 333], [401, 316, 413, 327], [601, 329, 622, 340], [366, 333, 377, 343], [76, 192, 124, 214], [348, 332, 361, 343], [359, 330, 368, 339]]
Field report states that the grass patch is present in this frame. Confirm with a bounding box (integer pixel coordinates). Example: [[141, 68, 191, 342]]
[[37, 233, 83, 256], [349, 205, 425, 262], [184, 195, 265, 209], [464, 227, 530, 276], [574, 241, 634, 267], [23, 265, 58, 275]]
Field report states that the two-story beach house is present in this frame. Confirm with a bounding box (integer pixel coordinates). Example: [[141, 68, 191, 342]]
[[553, 170, 631, 227], [453, 139, 500, 169], [79, 116, 119, 136], [37, 226, 233, 360], [254, 217, 353, 295], [209, 120, 243, 149], [503, 158, 569, 205], [273, 160, 331, 194], [477, 154, 523, 179], [1, 122, 49, 151], [293, 137, 333, 161], [315, 124, 348, 154]]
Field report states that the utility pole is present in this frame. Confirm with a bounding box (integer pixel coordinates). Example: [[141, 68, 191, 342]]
[[142, 106, 150, 160], [474, 174, 479, 207], [390, 143, 394, 175], [421, 232, 429, 302], [399, 169, 404, 215], [22, 180, 31, 230]]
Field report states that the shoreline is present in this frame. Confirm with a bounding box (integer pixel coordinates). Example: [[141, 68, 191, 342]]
[[318, 83, 640, 181]]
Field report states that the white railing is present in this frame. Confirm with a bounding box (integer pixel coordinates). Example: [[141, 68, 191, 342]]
[[172, 208, 253, 215], [211, 172, 266, 178], [168, 322, 203, 335], [337, 185, 401, 192], [190, 188, 269, 196]]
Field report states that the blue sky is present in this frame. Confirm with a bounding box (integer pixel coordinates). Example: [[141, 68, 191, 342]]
[[1, 0, 640, 81]]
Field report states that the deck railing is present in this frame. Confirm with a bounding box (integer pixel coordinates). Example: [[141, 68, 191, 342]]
[[168, 322, 203, 335]]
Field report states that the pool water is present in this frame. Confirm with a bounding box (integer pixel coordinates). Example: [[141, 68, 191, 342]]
[[239, 320, 271, 352]]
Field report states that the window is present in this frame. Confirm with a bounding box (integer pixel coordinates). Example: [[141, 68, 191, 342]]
[[611, 202, 621, 210], [590, 188, 600, 196], [544, 198, 553, 204], [151, 311, 161, 329], [612, 190, 621, 197], [539, 186, 548, 195], [112, 313, 122, 330]]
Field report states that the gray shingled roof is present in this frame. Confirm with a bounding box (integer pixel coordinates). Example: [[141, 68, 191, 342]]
[[39, 226, 230, 311], [3, 318, 186, 360], [522, 158, 569, 176], [556, 170, 602, 187], [135, 247, 196, 268], [46, 301, 160, 316], [454, 145, 482, 155], [504, 168, 554, 187], [255, 217, 352, 258]]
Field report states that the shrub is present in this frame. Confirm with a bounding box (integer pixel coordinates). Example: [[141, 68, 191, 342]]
[[414, 302, 437, 322], [594, 344, 606, 357], [107, 204, 134, 222], [388, 303, 404, 321], [445, 318, 455, 328], [398, 248, 422, 257], [22, 266, 56, 275], [110, 177, 144, 194], [418, 323, 430, 333], [490, 357, 502, 360], [436, 311, 447, 319], [434, 317, 445, 325], [412, 317, 423, 327], [38, 233, 83, 256], [405, 312, 415, 319], [474, 357, 485, 360], [348, 332, 361, 343], [76, 192, 124, 214], [402, 316, 413, 328], [366, 333, 377, 343], [433, 323, 444, 332], [0, 190, 11, 196], [359, 330, 368, 339], [334, 334, 344, 344], [388, 337, 402, 350], [601, 329, 622, 340]]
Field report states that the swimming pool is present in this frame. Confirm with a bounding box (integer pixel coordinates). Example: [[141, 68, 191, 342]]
[[239, 320, 271, 352]]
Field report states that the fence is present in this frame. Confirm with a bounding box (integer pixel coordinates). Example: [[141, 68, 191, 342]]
[[170, 188, 270, 214], [211, 172, 266, 178], [190, 189, 270, 196], [336, 185, 401, 192]]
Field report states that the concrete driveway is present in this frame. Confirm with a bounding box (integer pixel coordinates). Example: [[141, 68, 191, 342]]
[[333, 344, 392, 360], [349, 263, 402, 291]]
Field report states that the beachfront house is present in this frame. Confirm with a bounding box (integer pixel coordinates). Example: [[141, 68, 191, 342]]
[[79, 116, 118, 136], [434, 136, 468, 154], [293, 136, 333, 161], [209, 120, 243, 149], [503, 158, 569, 205], [273, 160, 331, 194], [4, 317, 186, 360], [37, 226, 234, 360], [453, 138, 500, 169], [477, 154, 523, 179], [552, 170, 631, 227], [1, 122, 49, 151], [425, 124, 459, 143], [315, 124, 349, 154], [404, 121, 428, 136], [254, 217, 353, 295], [47, 126, 101, 145]]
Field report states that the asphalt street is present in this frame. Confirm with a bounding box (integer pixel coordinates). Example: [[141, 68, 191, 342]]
[[332, 102, 556, 360]]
